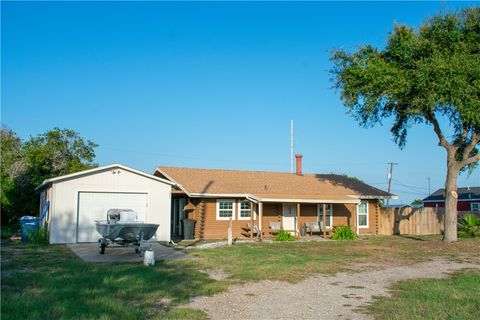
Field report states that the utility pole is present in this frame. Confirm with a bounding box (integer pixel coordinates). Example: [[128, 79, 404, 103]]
[[427, 177, 431, 195], [386, 162, 398, 205]]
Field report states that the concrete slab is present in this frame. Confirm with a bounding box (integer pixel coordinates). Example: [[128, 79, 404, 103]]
[[67, 242, 191, 263]]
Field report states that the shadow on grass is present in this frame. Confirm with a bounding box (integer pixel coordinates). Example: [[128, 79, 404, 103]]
[[397, 235, 427, 241]]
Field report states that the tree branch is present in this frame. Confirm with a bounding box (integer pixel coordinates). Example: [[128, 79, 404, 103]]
[[455, 127, 469, 147], [462, 132, 479, 161], [463, 152, 480, 166], [425, 112, 451, 149]]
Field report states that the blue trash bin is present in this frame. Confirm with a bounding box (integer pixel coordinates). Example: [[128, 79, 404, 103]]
[[19, 216, 39, 242]]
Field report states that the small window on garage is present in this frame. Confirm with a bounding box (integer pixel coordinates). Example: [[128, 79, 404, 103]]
[[216, 199, 235, 220]]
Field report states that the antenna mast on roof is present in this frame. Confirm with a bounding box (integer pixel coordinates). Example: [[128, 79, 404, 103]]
[[386, 162, 398, 205], [290, 120, 294, 173]]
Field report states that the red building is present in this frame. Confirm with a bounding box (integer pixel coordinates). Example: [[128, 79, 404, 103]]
[[423, 187, 480, 212]]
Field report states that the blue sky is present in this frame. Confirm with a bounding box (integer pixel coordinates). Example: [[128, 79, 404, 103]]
[[2, 1, 479, 203]]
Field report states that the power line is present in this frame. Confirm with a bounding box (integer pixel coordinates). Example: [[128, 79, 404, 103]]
[[390, 189, 427, 196], [392, 178, 429, 193]]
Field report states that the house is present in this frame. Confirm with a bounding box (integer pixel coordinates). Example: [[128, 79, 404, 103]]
[[36, 164, 174, 244], [155, 155, 397, 240], [423, 187, 480, 213]]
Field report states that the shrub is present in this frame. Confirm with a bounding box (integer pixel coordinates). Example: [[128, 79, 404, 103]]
[[458, 214, 480, 238], [27, 227, 49, 244], [331, 225, 357, 240], [1, 225, 17, 239], [274, 230, 296, 241]]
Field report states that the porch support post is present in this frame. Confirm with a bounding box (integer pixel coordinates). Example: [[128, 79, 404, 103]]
[[250, 201, 254, 240], [259, 202, 263, 240], [280, 204, 283, 229], [323, 203, 327, 238], [354, 203, 359, 235], [297, 203, 301, 238]]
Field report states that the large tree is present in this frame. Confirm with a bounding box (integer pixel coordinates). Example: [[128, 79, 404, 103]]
[[0, 127, 98, 224], [1, 128, 27, 223], [330, 8, 480, 242], [23, 128, 98, 188]]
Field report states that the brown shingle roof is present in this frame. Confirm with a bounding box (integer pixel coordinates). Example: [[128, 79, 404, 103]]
[[155, 166, 394, 201]]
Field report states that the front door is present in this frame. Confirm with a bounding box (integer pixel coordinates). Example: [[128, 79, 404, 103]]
[[172, 198, 187, 237], [282, 204, 297, 234]]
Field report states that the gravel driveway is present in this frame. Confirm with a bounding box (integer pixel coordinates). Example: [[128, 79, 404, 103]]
[[188, 257, 480, 320]]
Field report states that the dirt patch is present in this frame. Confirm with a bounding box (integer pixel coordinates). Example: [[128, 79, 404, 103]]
[[187, 257, 480, 320], [199, 269, 230, 281]]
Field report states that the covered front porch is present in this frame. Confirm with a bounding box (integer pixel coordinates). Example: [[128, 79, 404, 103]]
[[170, 195, 374, 241], [244, 198, 365, 240]]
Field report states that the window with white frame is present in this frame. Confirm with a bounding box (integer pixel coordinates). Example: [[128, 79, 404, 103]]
[[317, 204, 333, 228], [239, 201, 254, 220], [216, 200, 235, 220], [357, 201, 368, 227], [471, 202, 480, 212]]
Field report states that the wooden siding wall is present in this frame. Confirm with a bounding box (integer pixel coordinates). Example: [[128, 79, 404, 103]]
[[187, 199, 380, 240], [329, 202, 378, 235], [262, 203, 282, 235], [188, 199, 259, 240], [378, 207, 444, 235]]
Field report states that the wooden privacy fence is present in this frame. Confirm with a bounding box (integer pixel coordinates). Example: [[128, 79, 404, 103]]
[[378, 207, 444, 236]]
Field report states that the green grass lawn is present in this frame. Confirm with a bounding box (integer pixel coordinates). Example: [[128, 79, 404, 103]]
[[190, 236, 480, 282], [366, 269, 480, 320], [1, 236, 479, 319], [1, 242, 223, 320]]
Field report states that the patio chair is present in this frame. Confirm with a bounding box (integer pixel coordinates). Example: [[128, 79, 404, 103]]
[[269, 221, 282, 235], [319, 221, 333, 237], [304, 222, 321, 236]]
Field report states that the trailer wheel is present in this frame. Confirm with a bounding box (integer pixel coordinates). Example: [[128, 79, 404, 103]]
[[99, 242, 106, 254]]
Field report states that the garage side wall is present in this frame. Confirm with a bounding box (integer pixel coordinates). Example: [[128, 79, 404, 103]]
[[49, 169, 171, 244]]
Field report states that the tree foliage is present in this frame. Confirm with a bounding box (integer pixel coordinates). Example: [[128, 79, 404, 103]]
[[411, 199, 424, 206], [1, 127, 98, 224], [330, 8, 480, 242], [330, 8, 479, 159], [1, 128, 26, 218]]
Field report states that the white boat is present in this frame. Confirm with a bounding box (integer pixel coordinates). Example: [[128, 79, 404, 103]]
[[95, 209, 159, 254]]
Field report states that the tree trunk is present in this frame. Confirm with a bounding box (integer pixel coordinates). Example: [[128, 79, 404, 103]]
[[443, 159, 459, 243]]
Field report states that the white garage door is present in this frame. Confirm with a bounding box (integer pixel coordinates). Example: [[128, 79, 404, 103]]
[[77, 192, 148, 242]]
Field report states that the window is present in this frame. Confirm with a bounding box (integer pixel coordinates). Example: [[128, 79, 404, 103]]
[[357, 201, 368, 227], [216, 200, 235, 220], [471, 203, 480, 212], [318, 204, 333, 228], [239, 201, 254, 220]]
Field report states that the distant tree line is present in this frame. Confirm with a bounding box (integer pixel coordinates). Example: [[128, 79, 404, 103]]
[[1, 127, 98, 224]]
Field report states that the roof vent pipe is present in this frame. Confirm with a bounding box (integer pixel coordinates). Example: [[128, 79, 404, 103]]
[[295, 154, 303, 175]]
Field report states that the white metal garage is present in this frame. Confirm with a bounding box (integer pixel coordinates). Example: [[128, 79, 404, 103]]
[[36, 164, 174, 244]]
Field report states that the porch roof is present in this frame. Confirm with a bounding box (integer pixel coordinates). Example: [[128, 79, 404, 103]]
[[253, 193, 360, 203]]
